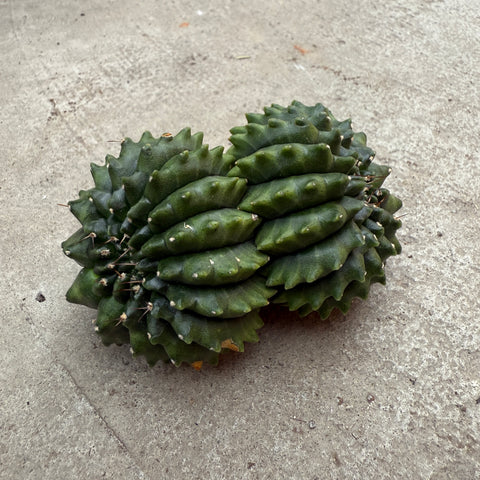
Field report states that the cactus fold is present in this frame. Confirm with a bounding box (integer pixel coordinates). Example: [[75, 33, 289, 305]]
[[62, 101, 402, 368]]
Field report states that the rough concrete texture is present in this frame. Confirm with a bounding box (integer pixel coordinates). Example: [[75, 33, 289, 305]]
[[1, 0, 479, 478]]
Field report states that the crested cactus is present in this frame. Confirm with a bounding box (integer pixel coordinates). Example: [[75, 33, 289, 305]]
[[227, 101, 402, 318], [62, 101, 402, 368]]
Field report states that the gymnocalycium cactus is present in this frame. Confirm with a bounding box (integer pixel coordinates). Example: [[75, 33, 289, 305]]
[[62, 101, 402, 368]]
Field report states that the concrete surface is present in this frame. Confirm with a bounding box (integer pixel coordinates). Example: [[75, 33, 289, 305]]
[[1, 0, 480, 478]]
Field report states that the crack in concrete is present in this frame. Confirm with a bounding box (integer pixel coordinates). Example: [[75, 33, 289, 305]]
[[20, 300, 149, 480], [58, 361, 148, 480]]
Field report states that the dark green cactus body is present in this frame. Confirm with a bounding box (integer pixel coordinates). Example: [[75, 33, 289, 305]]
[[62, 101, 402, 368]]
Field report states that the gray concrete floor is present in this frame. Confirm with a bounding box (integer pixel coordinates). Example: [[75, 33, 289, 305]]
[[1, 1, 480, 478]]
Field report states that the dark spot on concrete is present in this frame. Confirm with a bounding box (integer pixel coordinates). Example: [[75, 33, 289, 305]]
[[36, 292, 46, 302]]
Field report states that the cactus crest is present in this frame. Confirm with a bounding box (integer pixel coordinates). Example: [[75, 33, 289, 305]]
[[62, 102, 402, 368]]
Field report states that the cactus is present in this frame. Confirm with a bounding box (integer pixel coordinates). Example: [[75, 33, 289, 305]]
[[227, 101, 402, 318], [62, 101, 402, 368]]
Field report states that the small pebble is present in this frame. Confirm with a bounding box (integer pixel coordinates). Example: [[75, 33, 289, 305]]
[[36, 292, 46, 302]]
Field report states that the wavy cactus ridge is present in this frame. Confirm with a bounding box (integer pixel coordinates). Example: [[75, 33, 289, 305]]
[[254, 196, 365, 255], [156, 242, 269, 286], [164, 275, 276, 318], [238, 100, 373, 163], [263, 220, 367, 289], [140, 208, 262, 258], [148, 175, 248, 231], [238, 172, 350, 219], [148, 294, 264, 353], [62, 100, 403, 368], [273, 247, 367, 312]]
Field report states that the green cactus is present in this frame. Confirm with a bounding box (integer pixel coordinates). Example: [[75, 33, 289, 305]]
[[227, 101, 402, 318], [62, 101, 402, 368]]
